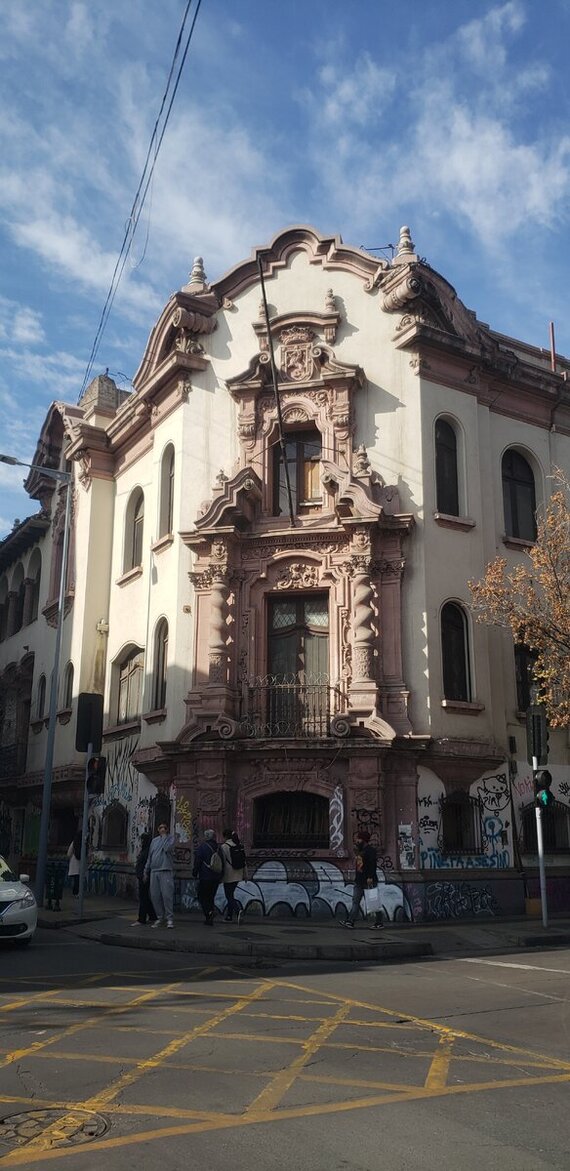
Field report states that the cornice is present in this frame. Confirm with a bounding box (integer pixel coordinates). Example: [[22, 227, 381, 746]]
[[211, 224, 388, 303]]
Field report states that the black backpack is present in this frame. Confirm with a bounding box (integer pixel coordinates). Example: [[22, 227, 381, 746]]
[[227, 841, 246, 870]]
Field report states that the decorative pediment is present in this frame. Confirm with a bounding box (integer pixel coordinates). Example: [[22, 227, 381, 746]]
[[186, 467, 263, 536], [132, 290, 217, 392], [380, 261, 496, 354], [227, 343, 364, 402]]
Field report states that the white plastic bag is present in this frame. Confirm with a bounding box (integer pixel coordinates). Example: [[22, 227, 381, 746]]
[[363, 886, 381, 915]]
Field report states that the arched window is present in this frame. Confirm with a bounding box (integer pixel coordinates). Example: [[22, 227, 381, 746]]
[[124, 489, 144, 572], [11, 565, 25, 634], [159, 446, 175, 537], [28, 551, 42, 623], [435, 418, 459, 516], [272, 427, 322, 516], [117, 647, 144, 724], [101, 801, 128, 849], [253, 791, 329, 849], [36, 674, 47, 720], [152, 619, 168, 710], [61, 661, 74, 710], [502, 450, 536, 541], [441, 602, 471, 702]]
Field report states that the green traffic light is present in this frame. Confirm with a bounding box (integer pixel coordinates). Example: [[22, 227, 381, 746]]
[[537, 789, 554, 808]]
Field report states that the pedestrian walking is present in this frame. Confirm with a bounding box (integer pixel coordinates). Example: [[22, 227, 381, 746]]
[[192, 828, 222, 925], [220, 827, 246, 923], [343, 830, 384, 929], [132, 832, 157, 926], [67, 832, 82, 898], [144, 822, 175, 929]]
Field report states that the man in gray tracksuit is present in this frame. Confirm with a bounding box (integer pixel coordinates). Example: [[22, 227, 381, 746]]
[[144, 822, 175, 928]]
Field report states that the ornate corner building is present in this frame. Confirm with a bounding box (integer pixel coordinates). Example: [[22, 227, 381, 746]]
[[1, 225, 570, 920]]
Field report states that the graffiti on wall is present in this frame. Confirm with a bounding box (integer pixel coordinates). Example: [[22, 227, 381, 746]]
[[418, 769, 512, 871], [398, 824, 415, 870], [179, 857, 412, 923], [425, 881, 499, 919], [329, 785, 345, 855], [351, 806, 381, 845]]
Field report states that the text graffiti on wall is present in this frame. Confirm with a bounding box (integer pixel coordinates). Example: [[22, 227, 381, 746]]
[[425, 881, 499, 919]]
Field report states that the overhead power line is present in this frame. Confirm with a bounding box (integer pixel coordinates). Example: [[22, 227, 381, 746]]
[[79, 0, 203, 401]]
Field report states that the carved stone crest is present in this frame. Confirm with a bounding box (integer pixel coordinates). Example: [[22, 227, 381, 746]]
[[280, 327, 315, 381]]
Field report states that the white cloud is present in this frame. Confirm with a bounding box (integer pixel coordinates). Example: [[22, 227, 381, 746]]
[[317, 54, 396, 127]]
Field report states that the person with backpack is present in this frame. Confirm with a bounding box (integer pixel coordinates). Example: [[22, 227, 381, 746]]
[[192, 828, 222, 926], [342, 830, 384, 929], [220, 827, 246, 924]]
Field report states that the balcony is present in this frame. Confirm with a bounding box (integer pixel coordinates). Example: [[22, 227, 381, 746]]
[[0, 742, 27, 782], [240, 673, 347, 739]]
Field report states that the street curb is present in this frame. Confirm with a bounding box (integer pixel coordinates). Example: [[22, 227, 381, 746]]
[[507, 932, 570, 949], [95, 930, 433, 963]]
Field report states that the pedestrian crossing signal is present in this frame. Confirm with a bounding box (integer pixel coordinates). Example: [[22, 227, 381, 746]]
[[534, 769, 553, 809]]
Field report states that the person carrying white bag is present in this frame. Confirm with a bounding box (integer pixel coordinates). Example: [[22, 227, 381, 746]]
[[342, 830, 384, 930]]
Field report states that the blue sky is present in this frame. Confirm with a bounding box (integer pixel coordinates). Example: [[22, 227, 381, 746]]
[[1, 0, 569, 535]]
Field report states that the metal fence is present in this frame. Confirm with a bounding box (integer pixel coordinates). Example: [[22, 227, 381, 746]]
[[240, 673, 346, 738]]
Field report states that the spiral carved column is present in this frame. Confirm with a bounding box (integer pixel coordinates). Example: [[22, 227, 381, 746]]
[[352, 559, 375, 682], [208, 571, 229, 684]]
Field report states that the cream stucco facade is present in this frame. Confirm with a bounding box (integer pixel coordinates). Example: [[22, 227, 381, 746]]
[[1, 224, 569, 921]]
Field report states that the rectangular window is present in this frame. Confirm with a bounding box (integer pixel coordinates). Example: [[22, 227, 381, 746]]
[[273, 429, 322, 516]]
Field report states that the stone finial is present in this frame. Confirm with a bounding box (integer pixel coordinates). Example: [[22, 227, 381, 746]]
[[353, 443, 371, 476], [397, 226, 415, 257], [183, 256, 208, 293], [325, 288, 336, 312], [215, 469, 229, 489]]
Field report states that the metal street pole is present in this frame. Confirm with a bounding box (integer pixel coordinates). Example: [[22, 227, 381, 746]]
[[0, 455, 72, 907], [78, 743, 92, 919], [533, 753, 548, 929]]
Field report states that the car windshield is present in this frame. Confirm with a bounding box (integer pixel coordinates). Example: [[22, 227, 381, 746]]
[[0, 856, 17, 882]]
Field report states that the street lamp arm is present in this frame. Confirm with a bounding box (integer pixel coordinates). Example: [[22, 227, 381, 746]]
[[0, 454, 71, 482]]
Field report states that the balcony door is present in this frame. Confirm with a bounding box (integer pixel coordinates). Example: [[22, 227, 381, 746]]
[[267, 594, 329, 735]]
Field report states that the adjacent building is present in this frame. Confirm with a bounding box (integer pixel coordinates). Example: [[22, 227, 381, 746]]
[[1, 224, 569, 920]]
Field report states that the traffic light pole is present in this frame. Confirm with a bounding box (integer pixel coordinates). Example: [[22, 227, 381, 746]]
[[78, 743, 92, 919], [533, 754, 548, 929]]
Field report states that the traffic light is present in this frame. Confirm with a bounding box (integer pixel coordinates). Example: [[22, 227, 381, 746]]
[[534, 769, 554, 809], [86, 755, 106, 795], [526, 704, 549, 766]]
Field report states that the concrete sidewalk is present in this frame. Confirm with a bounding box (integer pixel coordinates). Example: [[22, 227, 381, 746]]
[[39, 896, 570, 964]]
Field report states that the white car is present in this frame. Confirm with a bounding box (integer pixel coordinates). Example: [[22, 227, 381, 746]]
[[0, 855, 37, 946]]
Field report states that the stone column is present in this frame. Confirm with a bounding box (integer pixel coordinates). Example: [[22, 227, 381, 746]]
[[6, 591, 18, 637], [348, 554, 379, 714], [208, 570, 229, 684], [377, 537, 412, 734], [21, 578, 35, 628]]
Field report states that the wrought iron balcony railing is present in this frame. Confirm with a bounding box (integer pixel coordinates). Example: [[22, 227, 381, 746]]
[[0, 742, 27, 782], [240, 673, 347, 739]]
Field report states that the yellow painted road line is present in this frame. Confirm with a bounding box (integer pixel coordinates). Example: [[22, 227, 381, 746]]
[[0, 972, 104, 1014], [4, 1072, 570, 1167], [0, 982, 181, 1069], [6, 981, 270, 1158], [275, 978, 570, 1073], [424, 1033, 456, 1089], [86, 981, 269, 1109], [246, 1002, 351, 1115]]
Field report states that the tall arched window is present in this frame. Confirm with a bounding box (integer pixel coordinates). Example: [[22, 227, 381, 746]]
[[152, 619, 169, 710], [28, 551, 42, 623], [117, 647, 144, 724], [441, 602, 471, 702], [61, 661, 74, 710], [435, 418, 459, 516], [36, 674, 47, 720], [11, 565, 25, 634], [502, 450, 537, 541], [159, 446, 175, 537], [124, 489, 144, 571], [0, 576, 8, 643]]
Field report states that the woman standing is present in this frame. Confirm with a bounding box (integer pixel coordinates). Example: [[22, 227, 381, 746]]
[[220, 827, 246, 923]]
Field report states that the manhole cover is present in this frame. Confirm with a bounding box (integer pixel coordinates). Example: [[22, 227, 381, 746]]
[[0, 1109, 108, 1151]]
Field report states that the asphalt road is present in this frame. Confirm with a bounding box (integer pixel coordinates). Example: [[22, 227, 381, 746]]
[[0, 929, 569, 1169]]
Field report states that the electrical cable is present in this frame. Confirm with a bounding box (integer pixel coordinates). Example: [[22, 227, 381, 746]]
[[79, 0, 202, 400]]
